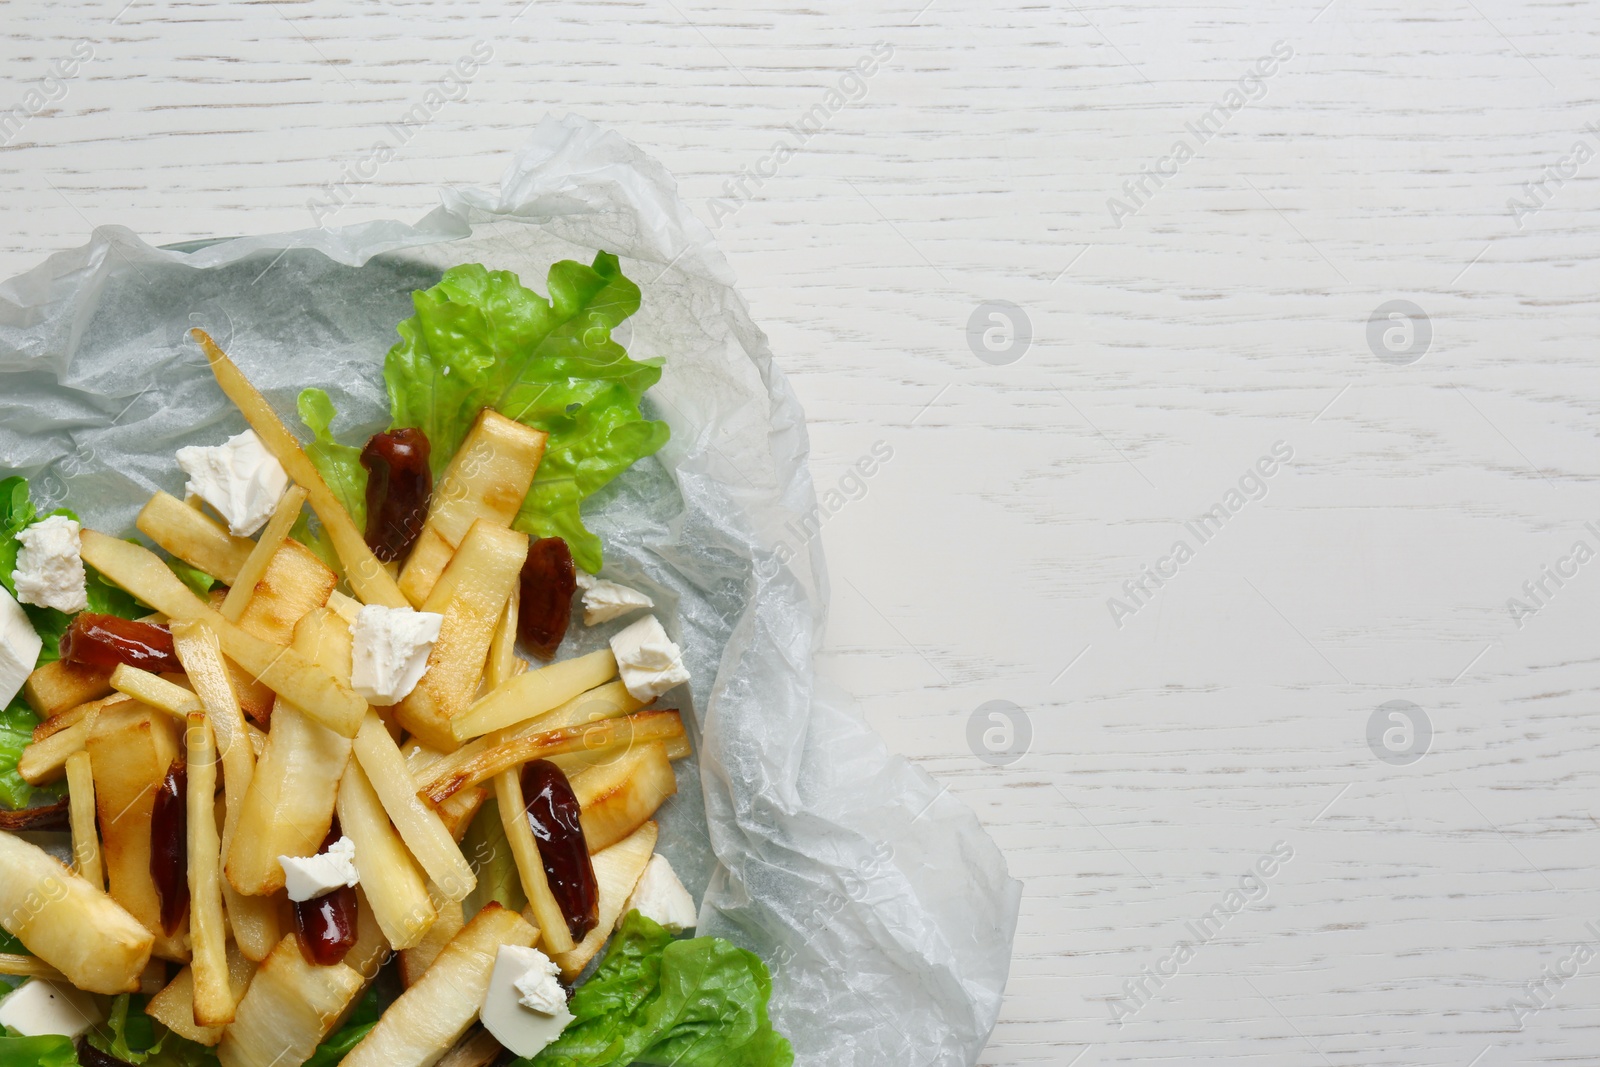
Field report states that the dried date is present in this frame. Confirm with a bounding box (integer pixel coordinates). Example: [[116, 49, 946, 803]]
[[362, 427, 433, 562], [518, 538, 577, 660], [62, 614, 180, 674], [521, 759, 598, 941]]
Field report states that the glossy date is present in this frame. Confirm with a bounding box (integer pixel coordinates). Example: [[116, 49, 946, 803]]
[[62, 614, 181, 674], [292, 821, 359, 966], [522, 758, 598, 941], [362, 427, 433, 562], [518, 537, 577, 660], [149, 758, 188, 937]]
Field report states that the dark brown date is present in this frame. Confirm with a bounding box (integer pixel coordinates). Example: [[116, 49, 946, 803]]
[[362, 428, 433, 562], [521, 759, 598, 941], [518, 538, 577, 660], [62, 614, 181, 674], [293, 821, 359, 966], [149, 758, 188, 937]]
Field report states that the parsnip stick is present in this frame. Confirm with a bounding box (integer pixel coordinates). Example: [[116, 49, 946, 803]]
[[173, 621, 279, 959], [64, 751, 102, 889], [221, 485, 308, 622], [80, 531, 366, 738], [186, 710, 234, 1026], [352, 712, 475, 903], [191, 329, 408, 610], [137, 490, 255, 585], [18, 718, 88, 784], [451, 648, 616, 742], [110, 665, 201, 720], [493, 769, 573, 954], [337, 758, 435, 950], [420, 710, 684, 806], [0, 953, 66, 980]]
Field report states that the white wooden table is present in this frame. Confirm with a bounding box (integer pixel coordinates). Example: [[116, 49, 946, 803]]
[[5, 1, 1599, 1063]]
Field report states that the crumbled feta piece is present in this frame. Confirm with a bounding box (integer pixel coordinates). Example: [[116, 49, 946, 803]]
[[176, 429, 290, 537], [511, 946, 568, 1014], [278, 836, 359, 902], [0, 979, 105, 1039], [0, 585, 42, 709], [623, 854, 698, 933], [349, 605, 443, 706], [609, 615, 690, 702], [575, 572, 654, 625], [480, 944, 575, 1058], [12, 516, 87, 613]]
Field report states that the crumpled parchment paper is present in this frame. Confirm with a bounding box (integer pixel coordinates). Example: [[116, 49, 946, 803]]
[[0, 115, 1020, 1067]]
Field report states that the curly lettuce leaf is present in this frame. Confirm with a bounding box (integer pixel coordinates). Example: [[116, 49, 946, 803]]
[[383, 256, 669, 572], [0, 1028, 76, 1067], [86, 994, 220, 1067], [165, 558, 217, 598], [523, 911, 792, 1067], [0, 698, 41, 811]]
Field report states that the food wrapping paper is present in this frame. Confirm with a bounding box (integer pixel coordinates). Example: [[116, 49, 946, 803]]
[[0, 115, 1020, 1066]]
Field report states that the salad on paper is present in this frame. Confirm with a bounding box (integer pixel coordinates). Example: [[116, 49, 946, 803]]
[[0, 254, 792, 1067]]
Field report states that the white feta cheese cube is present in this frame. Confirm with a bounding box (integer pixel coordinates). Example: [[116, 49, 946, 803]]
[[622, 853, 698, 933], [575, 572, 654, 625], [349, 605, 443, 706], [609, 615, 690, 702], [176, 429, 290, 537], [12, 515, 87, 614], [278, 836, 359, 902], [480, 944, 574, 1058], [0, 585, 42, 710], [0, 978, 105, 1039]]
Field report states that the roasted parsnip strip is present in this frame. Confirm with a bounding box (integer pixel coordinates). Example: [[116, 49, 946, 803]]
[[400, 742, 486, 842], [0, 953, 66, 980], [172, 621, 280, 960], [23, 657, 114, 719], [191, 329, 408, 610], [65, 751, 102, 889], [398, 892, 463, 987], [225, 610, 355, 896], [420, 710, 685, 806], [216, 934, 363, 1067], [186, 710, 233, 1027], [18, 717, 87, 784], [138, 490, 255, 584], [424, 680, 647, 798], [451, 648, 618, 742], [485, 586, 525, 688], [110, 664, 201, 720], [353, 711, 476, 902], [221, 485, 308, 622], [494, 769, 574, 954], [340, 904, 538, 1067], [0, 830, 154, 994], [79, 531, 366, 737], [337, 758, 435, 950], [147, 946, 256, 1047]]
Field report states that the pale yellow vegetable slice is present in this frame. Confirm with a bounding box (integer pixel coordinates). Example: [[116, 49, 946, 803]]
[[171, 620, 280, 960], [23, 658, 113, 719], [216, 934, 364, 1067], [337, 758, 435, 950], [18, 717, 88, 785], [64, 751, 102, 889], [398, 409, 548, 606], [340, 904, 537, 1067], [220, 484, 308, 622], [347, 886, 393, 981], [88, 700, 188, 962], [147, 946, 256, 1047], [0, 829, 154, 994], [552, 821, 658, 980], [420, 710, 685, 806], [137, 490, 255, 584], [110, 665, 200, 721], [485, 587, 525, 690], [398, 892, 463, 987], [186, 710, 233, 1026], [452, 648, 617, 743], [224, 609, 355, 895], [401, 741, 487, 842], [353, 711, 476, 902], [570, 740, 677, 853], [494, 768, 574, 954], [394, 519, 527, 751], [0, 954, 66, 980], [79, 531, 366, 737], [191, 328, 409, 609]]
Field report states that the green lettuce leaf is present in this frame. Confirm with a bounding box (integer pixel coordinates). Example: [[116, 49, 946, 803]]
[[87, 994, 219, 1067], [0, 698, 41, 811], [165, 558, 217, 598], [298, 389, 368, 533], [382, 256, 669, 572], [523, 912, 792, 1067], [462, 797, 527, 917], [0, 1029, 76, 1067]]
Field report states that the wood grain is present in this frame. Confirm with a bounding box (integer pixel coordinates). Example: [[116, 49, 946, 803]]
[[7, 0, 1600, 1062]]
